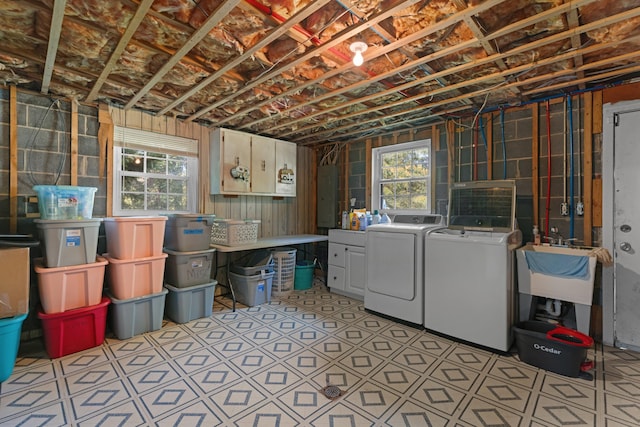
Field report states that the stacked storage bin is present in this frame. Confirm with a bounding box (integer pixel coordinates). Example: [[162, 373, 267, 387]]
[[229, 250, 275, 307], [163, 214, 217, 323], [32, 185, 110, 359], [103, 216, 168, 339]]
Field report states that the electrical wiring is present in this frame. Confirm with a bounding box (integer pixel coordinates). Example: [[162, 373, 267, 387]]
[[26, 98, 68, 186]]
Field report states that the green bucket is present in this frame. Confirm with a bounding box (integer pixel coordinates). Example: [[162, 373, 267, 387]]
[[294, 260, 315, 290]]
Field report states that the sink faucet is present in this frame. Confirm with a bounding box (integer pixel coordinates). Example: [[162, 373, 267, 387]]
[[547, 227, 579, 247]]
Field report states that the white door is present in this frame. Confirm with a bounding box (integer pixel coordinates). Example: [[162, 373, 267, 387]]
[[251, 135, 276, 194], [345, 245, 365, 296], [603, 101, 640, 349]]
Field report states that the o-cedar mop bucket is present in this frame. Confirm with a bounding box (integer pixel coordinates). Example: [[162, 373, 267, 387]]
[[513, 321, 594, 379]]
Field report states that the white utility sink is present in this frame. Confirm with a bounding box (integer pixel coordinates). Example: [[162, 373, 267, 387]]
[[516, 244, 597, 334]]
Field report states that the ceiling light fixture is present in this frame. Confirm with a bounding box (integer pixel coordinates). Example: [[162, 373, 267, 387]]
[[349, 41, 368, 66]]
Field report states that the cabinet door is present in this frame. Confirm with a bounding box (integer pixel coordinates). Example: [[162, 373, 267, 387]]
[[221, 129, 251, 193], [251, 135, 276, 194], [328, 243, 346, 268], [345, 245, 365, 296], [328, 265, 346, 290], [275, 140, 296, 196]]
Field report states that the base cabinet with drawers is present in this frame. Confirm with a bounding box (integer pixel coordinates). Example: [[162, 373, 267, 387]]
[[328, 229, 365, 300]]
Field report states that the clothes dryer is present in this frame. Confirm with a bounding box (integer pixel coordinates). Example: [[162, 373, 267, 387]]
[[365, 214, 444, 326]]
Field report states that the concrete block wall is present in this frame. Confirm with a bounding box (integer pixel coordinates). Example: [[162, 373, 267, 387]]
[[0, 89, 104, 235], [0, 89, 103, 337], [345, 96, 601, 246]]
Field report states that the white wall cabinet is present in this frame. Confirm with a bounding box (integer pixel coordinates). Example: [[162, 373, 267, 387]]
[[327, 229, 365, 300], [210, 128, 296, 197]]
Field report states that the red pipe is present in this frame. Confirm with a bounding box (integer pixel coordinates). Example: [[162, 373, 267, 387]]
[[545, 100, 552, 237]]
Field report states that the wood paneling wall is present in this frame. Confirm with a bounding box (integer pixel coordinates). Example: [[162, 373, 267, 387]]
[[108, 107, 315, 237]]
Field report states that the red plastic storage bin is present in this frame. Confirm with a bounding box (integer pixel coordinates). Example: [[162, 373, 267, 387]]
[[38, 297, 110, 358]]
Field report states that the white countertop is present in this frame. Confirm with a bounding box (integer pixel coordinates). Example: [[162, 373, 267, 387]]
[[210, 234, 328, 253]]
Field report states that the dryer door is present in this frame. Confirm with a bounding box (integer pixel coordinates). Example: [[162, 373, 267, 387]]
[[366, 231, 417, 300]]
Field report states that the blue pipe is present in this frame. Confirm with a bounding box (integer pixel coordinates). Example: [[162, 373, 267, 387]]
[[567, 95, 575, 239], [500, 109, 507, 179]]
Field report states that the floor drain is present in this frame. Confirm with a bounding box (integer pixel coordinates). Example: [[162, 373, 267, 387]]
[[320, 385, 344, 400]]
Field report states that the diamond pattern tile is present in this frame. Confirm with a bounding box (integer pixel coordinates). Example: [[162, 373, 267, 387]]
[[1, 282, 638, 426]]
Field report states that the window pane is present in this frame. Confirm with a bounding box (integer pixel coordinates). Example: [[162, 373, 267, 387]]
[[123, 155, 144, 172], [168, 179, 187, 194], [123, 176, 144, 192], [148, 194, 167, 210], [381, 152, 397, 167], [168, 195, 187, 211], [168, 159, 187, 176], [410, 180, 426, 194], [121, 193, 144, 210], [147, 158, 166, 174], [396, 196, 411, 209], [147, 178, 167, 193], [381, 183, 394, 197], [396, 182, 409, 196], [382, 167, 395, 180], [411, 194, 427, 209]]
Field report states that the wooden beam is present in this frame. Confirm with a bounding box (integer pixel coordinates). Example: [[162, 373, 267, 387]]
[[70, 98, 78, 185], [583, 92, 593, 246], [486, 113, 493, 180], [41, 0, 67, 94], [126, 0, 241, 110], [366, 138, 372, 209], [9, 86, 18, 233], [446, 120, 456, 187], [532, 103, 539, 228], [593, 90, 603, 134], [343, 146, 349, 213], [86, 0, 154, 102], [158, 0, 335, 117]]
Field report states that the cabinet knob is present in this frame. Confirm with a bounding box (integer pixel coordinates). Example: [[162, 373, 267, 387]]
[[333, 253, 337, 257], [333, 276, 337, 280]]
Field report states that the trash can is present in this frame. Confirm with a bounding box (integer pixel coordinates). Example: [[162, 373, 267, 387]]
[[294, 260, 315, 290], [513, 321, 593, 378]]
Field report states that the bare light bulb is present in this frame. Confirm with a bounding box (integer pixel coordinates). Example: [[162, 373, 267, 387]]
[[349, 41, 368, 67], [353, 50, 364, 66]]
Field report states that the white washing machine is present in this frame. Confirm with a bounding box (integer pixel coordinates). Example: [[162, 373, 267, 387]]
[[424, 181, 522, 352], [365, 214, 444, 326]]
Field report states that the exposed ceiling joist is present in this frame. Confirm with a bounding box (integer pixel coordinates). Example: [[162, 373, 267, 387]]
[[41, 0, 67, 94]]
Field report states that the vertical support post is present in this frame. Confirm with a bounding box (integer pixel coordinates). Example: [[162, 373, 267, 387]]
[[9, 86, 18, 233], [71, 98, 78, 186], [583, 92, 594, 246], [532, 103, 540, 229]]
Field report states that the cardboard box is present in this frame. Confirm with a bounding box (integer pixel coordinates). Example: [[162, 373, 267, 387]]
[[0, 247, 30, 319]]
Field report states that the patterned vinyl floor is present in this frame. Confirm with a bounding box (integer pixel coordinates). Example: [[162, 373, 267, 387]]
[[1, 281, 639, 427]]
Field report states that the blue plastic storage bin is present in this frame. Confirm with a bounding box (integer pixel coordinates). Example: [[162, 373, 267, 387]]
[[0, 313, 27, 382]]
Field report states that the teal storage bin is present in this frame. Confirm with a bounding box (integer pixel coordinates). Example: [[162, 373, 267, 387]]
[[0, 313, 27, 383], [294, 260, 315, 291]]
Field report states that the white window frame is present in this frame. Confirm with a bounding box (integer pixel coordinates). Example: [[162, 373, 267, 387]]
[[371, 139, 432, 215], [112, 127, 199, 216]]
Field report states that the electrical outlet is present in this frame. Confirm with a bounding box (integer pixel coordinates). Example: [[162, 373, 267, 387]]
[[576, 201, 584, 216], [561, 202, 569, 216]]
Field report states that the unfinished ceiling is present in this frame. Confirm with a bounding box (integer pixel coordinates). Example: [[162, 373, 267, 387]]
[[1, 0, 639, 145]]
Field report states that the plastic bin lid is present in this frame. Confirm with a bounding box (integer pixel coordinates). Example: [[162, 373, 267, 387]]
[[163, 248, 216, 256], [214, 218, 261, 224], [0, 235, 40, 248], [165, 213, 216, 219], [34, 218, 103, 225], [103, 216, 168, 222]]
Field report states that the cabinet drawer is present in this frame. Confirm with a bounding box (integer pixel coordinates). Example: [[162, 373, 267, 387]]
[[328, 265, 345, 290], [328, 243, 346, 267]]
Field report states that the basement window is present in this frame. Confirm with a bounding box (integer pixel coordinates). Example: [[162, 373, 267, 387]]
[[112, 127, 198, 216], [371, 139, 432, 214]]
